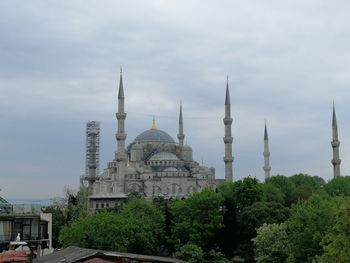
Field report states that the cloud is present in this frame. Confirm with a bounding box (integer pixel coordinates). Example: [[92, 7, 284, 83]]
[[1, 0, 350, 198]]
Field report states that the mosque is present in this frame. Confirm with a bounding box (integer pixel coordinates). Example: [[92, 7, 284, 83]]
[[85, 71, 233, 210], [84, 71, 341, 211]]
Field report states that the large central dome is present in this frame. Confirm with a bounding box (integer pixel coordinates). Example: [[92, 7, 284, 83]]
[[134, 117, 175, 143], [134, 128, 175, 143]]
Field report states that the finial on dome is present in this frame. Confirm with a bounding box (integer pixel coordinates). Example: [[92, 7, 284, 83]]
[[151, 116, 157, 130]]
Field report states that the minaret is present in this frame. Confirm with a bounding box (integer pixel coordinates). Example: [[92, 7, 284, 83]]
[[331, 103, 341, 177], [263, 121, 271, 179], [177, 102, 185, 147], [223, 77, 233, 182], [115, 68, 127, 161]]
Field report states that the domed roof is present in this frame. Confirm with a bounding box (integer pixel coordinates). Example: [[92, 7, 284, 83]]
[[133, 117, 174, 143], [134, 129, 175, 143]]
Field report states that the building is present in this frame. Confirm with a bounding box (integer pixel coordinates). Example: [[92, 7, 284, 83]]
[[0, 204, 52, 256], [86, 71, 232, 210], [35, 246, 187, 263]]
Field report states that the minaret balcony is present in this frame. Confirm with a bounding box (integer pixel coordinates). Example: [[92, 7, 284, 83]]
[[116, 112, 127, 120], [223, 156, 234, 162], [332, 159, 341, 165], [263, 166, 271, 171], [177, 134, 185, 140], [331, 141, 340, 147], [223, 137, 233, 143], [223, 118, 233, 125], [263, 152, 270, 157], [116, 133, 127, 140]]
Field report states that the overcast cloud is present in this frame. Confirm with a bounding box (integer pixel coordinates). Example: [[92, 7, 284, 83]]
[[1, 0, 350, 199]]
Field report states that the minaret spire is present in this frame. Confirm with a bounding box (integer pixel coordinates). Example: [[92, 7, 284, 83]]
[[331, 102, 341, 177], [223, 76, 233, 182], [177, 102, 185, 146], [151, 116, 157, 130], [263, 120, 271, 179], [116, 68, 127, 161]]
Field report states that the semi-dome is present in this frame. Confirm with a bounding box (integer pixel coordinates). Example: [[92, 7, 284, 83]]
[[149, 152, 179, 161], [134, 129, 175, 143]]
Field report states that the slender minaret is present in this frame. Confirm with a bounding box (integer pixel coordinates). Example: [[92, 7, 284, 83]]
[[223, 77, 233, 182], [331, 103, 341, 177], [263, 121, 271, 180], [115, 68, 127, 161], [177, 102, 185, 147]]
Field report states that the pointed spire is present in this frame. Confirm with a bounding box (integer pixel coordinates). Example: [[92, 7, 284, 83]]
[[225, 76, 230, 105], [332, 101, 337, 127], [264, 120, 268, 140], [263, 119, 271, 179], [151, 116, 157, 130], [223, 75, 233, 182], [118, 67, 124, 99], [178, 101, 185, 146], [331, 101, 341, 177], [179, 101, 183, 125]]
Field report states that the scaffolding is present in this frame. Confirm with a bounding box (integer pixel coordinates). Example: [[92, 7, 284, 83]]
[[85, 121, 100, 178]]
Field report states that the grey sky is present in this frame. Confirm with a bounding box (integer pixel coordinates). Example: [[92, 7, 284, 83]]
[[1, 0, 350, 199]]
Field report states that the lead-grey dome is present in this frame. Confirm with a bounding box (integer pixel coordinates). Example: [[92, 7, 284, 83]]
[[134, 129, 175, 143]]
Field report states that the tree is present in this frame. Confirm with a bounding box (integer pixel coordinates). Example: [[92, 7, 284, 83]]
[[214, 178, 264, 259], [170, 189, 224, 251], [261, 183, 285, 204], [232, 177, 263, 211], [288, 174, 324, 203], [265, 175, 296, 206], [289, 173, 325, 190], [175, 244, 204, 263], [42, 205, 65, 248], [318, 197, 350, 262], [252, 223, 290, 263], [236, 202, 290, 262], [324, 176, 350, 196], [60, 198, 165, 255], [215, 182, 239, 258], [287, 194, 338, 262], [65, 186, 88, 223]]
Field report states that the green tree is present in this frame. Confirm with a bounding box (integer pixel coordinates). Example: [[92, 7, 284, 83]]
[[261, 183, 285, 204], [318, 197, 350, 263], [215, 182, 239, 258], [287, 194, 338, 262], [214, 178, 263, 259], [65, 186, 88, 223], [175, 244, 204, 263], [252, 223, 290, 263], [288, 174, 324, 204], [232, 177, 263, 211], [266, 175, 296, 206], [289, 173, 325, 189], [324, 176, 350, 196], [237, 202, 290, 262], [42, 205, 65, 248], [60, 198, 165, 255], [171, 189, 224, 251]]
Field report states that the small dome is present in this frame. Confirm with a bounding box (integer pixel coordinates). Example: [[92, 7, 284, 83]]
[[131, 143, 142, 150], [134, 129, 175, 143], [182, 144, 192, 151], [149, 152, 179, 161]]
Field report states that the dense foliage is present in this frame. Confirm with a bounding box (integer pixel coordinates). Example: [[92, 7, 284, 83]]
[[53, 174, 350, 262]]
